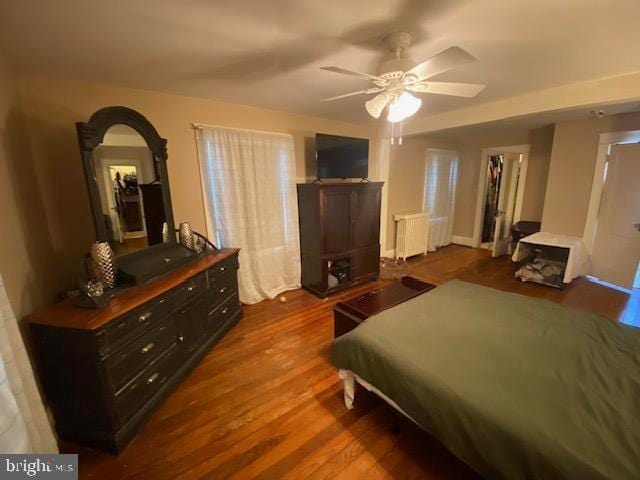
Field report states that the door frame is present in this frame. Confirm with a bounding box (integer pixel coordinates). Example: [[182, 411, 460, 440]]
[[472, 144, 530, 248], [377, 138, 391, 257], [491, 153, 521, 257], [583, 129, 640, 256]]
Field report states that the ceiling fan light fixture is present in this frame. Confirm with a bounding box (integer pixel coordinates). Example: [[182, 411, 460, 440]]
[[320, 38, 483, 125], [387, 92, 422, 123], [365, 92, 390, 119]]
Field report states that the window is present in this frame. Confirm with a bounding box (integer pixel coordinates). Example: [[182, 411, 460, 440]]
[[423, 149, 458, 251], [195, 125, 301, 304]]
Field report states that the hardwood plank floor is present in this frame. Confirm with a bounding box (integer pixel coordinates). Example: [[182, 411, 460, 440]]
[[70, 245, 638, 479]]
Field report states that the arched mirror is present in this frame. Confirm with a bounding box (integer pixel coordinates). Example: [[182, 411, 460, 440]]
[[76, 107, 199, 284], [77, 107, 176, 259]]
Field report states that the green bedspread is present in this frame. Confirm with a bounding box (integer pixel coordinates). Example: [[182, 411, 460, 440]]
[[331, 280, 640, 479]]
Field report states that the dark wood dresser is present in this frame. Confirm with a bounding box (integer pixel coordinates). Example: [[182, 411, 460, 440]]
[[297, 182, 383, 297], [26, 248, 242, 453]]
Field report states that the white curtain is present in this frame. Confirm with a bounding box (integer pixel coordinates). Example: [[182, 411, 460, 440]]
[[0, 274, 58, 453], [423, 149, 458, 251], [196, 126, 301, 304]]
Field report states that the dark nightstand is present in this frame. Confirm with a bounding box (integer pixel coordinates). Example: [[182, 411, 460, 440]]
[[333, 276, 436, 337]]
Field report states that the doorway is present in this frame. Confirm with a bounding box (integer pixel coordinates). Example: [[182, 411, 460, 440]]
[[473, 145, 529, 256]]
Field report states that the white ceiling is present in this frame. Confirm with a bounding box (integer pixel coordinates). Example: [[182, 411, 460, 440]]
[[1, 0, 640, 124]]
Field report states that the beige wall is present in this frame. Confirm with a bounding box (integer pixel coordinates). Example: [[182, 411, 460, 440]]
[[520, 125, 554, 221], [452, 129, 530, 238], [450, 125, 554, 239], [386, 135, 458, 249], [6, 75, 373, 317], [541, 110, 640, 236], [384, 125, 554, 249], [0, 61, 63, 319]]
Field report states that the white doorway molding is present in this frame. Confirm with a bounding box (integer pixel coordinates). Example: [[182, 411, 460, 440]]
[[583, 129, 640, 255], [472, 144, 530, 247], [377, 138, 391, 255]]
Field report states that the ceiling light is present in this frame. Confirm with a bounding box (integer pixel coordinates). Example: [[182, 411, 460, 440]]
[[365, 93, 390, 119], [387, 92, 422, 123]]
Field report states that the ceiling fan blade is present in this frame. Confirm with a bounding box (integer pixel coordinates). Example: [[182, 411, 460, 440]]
[[403, 46, 476, 83], [320, 66, 385, 82], [406, 81, 486, 97], [321, 87, 384, 102]]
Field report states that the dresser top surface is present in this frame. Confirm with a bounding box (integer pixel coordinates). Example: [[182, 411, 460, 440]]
[[25, 248, 240, 331]]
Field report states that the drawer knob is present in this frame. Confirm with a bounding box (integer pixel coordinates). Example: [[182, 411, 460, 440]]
[[138, 312, 152, 323], [221, 307, 228, 315], [219, 287, 227, 294], [178, 335, 184, 343], [187, 286, 194, 292], [220, 267, 226, 272], [147, 372, 159, 384], [141, 342, 155, 354]]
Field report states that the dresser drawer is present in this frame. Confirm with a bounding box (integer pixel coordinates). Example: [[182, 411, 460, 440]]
[[207, 255, 238, 285], [207, 274, 238, 314], [97, 292, 175, 356], [174, 272, 207, 308], [114, 344, 179, 425], [207, 292, 241, 331], [105, 317, 176, 393]]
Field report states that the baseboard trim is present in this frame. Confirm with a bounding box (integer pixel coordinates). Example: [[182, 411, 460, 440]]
[[451, 235, 475, 247]]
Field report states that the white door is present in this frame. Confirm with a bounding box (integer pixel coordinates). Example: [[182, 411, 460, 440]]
[[492, 153, 520, 257], [590, 143, 640, 289]]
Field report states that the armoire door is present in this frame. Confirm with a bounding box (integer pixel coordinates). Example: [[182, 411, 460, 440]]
[[353, 245, 380, 279], [321, 188, 352, 254], [352, 186, 381, 248], [139, 183, 166, 246]]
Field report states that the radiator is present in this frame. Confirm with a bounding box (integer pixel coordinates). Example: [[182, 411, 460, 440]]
[[394, 212, 430, 260]]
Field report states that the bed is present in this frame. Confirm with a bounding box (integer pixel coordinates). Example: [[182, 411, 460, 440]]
[[331, 280, 640, 479]]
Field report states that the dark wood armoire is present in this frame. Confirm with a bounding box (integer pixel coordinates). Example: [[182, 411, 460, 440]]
[[297, 182, 383, 297], [139, 183, 166, 246]]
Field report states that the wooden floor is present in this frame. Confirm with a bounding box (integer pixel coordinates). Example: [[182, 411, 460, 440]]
[[72, 246, 638, 479]]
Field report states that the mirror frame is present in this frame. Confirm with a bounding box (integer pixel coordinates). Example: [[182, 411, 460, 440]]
[[76, 106, 176, 246]]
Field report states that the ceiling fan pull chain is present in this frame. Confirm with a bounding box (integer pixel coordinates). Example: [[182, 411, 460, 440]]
[[390, 122, 395, 145], [399, 120, 403, 145]]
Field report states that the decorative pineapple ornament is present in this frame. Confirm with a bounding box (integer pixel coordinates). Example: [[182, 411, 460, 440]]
[[179, 222, 194, 250], [90, 241, 117, 289], [162, 222, 170, 243]]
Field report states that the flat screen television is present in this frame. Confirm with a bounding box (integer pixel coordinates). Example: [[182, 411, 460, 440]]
[[316, 134, 369, 179]]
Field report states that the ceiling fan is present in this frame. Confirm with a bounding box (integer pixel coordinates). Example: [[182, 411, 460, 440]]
[[321, 32, 485, 123]]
